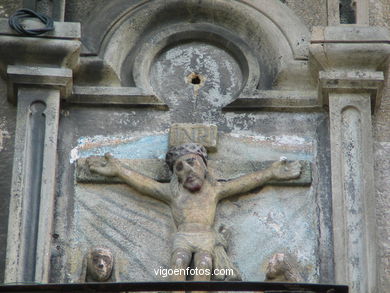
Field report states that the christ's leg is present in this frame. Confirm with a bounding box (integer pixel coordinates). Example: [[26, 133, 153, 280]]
[[170, 248, 191, 281], [193, 251, 213, 281]]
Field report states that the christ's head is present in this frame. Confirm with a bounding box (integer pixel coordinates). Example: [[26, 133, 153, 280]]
[[166, 143, 208, 192]]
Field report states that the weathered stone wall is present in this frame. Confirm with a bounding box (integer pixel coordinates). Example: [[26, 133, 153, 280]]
[[0, 0, 388, 290], [370, 0, 390, 28], [0, 1, 19, 283], [373, 56, 390, 293], [369, 2, 390, 292], [282, 0, 328, 28], [0, 79, 16, 284], [0, 0, 21, 18]]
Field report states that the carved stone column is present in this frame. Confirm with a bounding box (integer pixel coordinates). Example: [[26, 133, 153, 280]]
[[310, 26, 390, 293], [0, 20, 80, 283]]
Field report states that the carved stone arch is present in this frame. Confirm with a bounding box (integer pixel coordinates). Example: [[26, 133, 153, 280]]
[[81, 0, 311, 97]]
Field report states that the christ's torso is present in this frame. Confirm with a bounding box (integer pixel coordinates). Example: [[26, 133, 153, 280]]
[[170, 180, 218, 232]]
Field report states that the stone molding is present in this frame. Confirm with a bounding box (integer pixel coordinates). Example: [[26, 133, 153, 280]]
[[69, 86, 167, 108], [82, 0, 309, 59], [318, 70, 384, 112], [223, 90, 320, 112]]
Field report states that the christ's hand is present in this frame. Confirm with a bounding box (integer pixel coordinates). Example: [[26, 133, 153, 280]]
[[87, 153, 120, 177], [271, 159, 301, 180]]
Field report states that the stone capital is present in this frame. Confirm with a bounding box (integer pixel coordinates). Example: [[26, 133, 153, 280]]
[[309, 26, 390, 112], [0, 18, 81, 102], [318, 70, 384, 112], [6, 65, 73, 103]]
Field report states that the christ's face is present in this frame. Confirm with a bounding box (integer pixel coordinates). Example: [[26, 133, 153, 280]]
[[87, 249, 113, 281], [174, 154, 207, 192]]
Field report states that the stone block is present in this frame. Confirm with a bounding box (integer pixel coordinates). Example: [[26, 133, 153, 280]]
[[310, 26, 390, 72], [169, 124, 218, 152]]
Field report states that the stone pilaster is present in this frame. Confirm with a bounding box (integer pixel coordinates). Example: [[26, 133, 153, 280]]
[[328, 91, 376, 293], [6, 87, 61, 283], [0, 19, 80, 283], [310, 26, 390, 293]]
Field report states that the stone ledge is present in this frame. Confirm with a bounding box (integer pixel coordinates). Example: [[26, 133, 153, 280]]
[[310, 26, 390, 71], [68, 86, 168, 109], [311, 26, 390, 43], [0, 18, 81, 85], [0, 18, 80, 40], [223, 90, 320, 112]]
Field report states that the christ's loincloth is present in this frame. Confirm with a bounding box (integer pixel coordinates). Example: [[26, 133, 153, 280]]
[[173, 231, 216, 253], [171, 229, 242, 280]]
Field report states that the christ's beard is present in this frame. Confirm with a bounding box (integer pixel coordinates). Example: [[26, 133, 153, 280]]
[[183, 174, 204, 192], [171, 173, 204, 194]]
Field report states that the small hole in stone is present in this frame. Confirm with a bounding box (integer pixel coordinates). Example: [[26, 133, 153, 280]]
[[191, 76, 201, 84]]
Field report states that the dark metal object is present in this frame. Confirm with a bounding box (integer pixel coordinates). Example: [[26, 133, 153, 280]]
[[8, 9, 54, 36], [0, 281, 348, 292]]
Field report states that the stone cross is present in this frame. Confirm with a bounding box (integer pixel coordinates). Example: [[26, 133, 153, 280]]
[[77, 124, 311, 185]]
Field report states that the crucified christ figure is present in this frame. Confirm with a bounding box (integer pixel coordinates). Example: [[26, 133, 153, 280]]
[[87, 143, 301, 281]]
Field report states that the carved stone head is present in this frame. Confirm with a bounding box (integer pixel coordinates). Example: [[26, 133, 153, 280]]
[[166, 143, 208, 170], [266, 253, 288, 280], [265, 253, 302, 282], [166, 143, 208, 192], [86, 247, 114, 282]]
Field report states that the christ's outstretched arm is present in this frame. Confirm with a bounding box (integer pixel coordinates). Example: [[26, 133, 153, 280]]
[[87, 153, 171, 204], [216, 160, 301, 200]]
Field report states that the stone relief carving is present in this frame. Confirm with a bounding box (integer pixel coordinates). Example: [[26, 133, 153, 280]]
[[80, 247, 118, 282], [265, 253, 303, 282], [86, 142, 302, 281], [213, 225, 242, 281]]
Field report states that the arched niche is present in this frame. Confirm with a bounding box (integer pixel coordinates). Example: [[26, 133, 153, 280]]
[[81, 0, 311, 97]]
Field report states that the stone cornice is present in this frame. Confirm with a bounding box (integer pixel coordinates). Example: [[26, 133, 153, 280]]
[[309, 26, 390, 112], [0, 18, 81, 103]]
